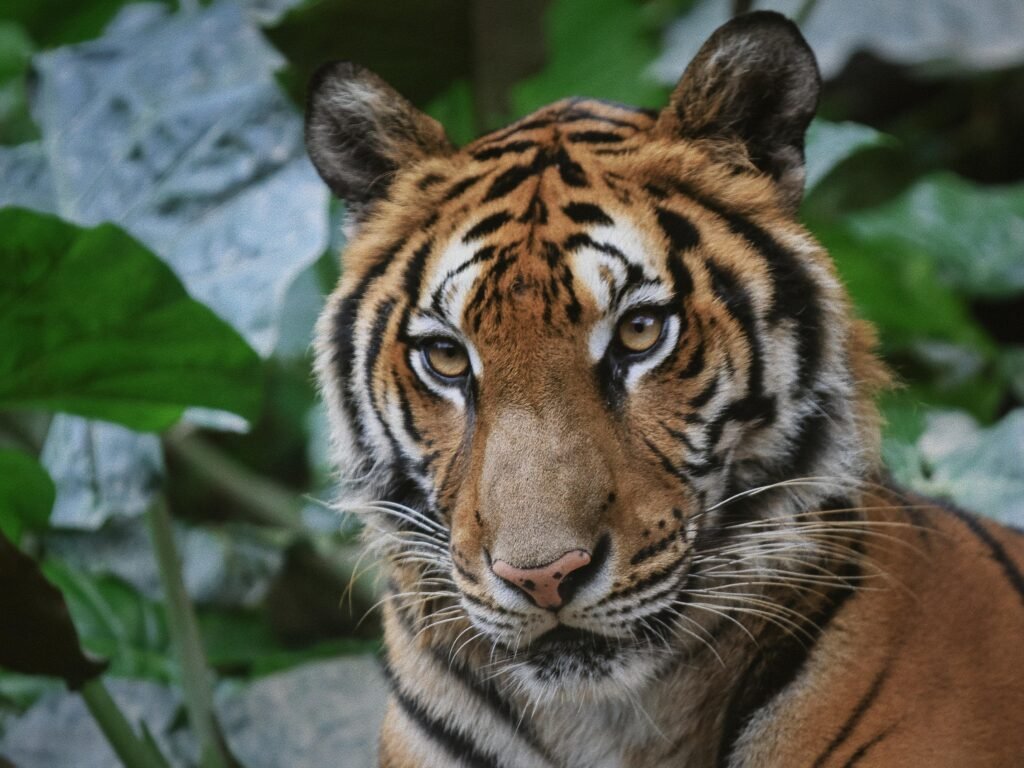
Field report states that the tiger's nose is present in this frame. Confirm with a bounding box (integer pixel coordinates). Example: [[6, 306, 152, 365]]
[[491, 549, 592, 609]]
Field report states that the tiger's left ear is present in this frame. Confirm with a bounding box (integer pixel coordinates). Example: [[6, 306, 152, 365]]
[[655, 11, 820, 211], [305, 62, 453, 220]]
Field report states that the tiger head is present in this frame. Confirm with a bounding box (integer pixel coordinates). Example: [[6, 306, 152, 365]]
[[307, 12, 886, 698]]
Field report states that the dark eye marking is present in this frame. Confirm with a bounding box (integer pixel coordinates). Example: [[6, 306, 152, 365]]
[[462, 211, 512, 243], [563, 202, 614, 226], [567, 130, 625, 144]]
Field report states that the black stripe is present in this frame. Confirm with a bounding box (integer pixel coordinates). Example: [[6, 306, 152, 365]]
[[417, 173, 446, 190], [393, 375, 422, 444], [364, 299, 399, 444], [812, 662, 892, 768], [484, 162, 537, 201], [842, 724, 897, 767], [656, 208, 700, 254], [944, 504, 1024, 608], [430, 246, 497, 312], [563, 202, 613, 225], [704, 259, 764, 401], [567, 130, 625, 144], [444, 174, 485, 201], [471, 140, 537, 161], [688, 375, 719, 409], [678, 337, 705, 380], [380, 657, 503, 768], [717, 554, 862, 767], [563, 233, 644, 286], [673, 182, 823, 393], [463, 212, 512, 243], [554, 146, 588, 187], [330, 241, 404, 451]]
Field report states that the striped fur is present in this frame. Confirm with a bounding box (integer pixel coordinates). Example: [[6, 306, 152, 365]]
[[306, 12, 1024, 767]]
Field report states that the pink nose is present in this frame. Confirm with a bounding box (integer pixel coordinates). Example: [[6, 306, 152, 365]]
[[491, 550, 592, 609]]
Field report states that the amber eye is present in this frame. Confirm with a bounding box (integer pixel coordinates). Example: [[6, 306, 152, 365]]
[[422, 338, 470, 379], [617, 308, 664, 354]]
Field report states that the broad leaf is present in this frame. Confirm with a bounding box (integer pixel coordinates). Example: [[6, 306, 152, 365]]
[[0, 208, 262, 432], [848, 173, 1024, 299], [266, 0, 473, 111], [810, 218, 993, 350], [513, 0, 667, 116], [25, 1, 328, 356], [0, 21, 37, 145], [652, 0, 1024, 84], [0, 450, 54, 543], [804, 120, 893, 195], [887, 409, 1024, 525], [41, 560, 175, 682]]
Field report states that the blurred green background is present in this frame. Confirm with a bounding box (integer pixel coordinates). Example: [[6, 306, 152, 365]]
[[1, 0, 1023, 765]]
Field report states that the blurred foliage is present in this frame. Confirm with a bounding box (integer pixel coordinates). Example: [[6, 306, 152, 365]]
[[1, 0, 1024, 764]]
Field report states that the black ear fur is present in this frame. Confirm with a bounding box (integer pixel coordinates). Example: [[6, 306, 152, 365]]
[[305, 62, 452, 216], [656, 11, 820, 210]]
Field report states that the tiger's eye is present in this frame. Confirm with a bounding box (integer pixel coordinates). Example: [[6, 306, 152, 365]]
[[424, 339, 470, 379], [617, 309, 664, 353]]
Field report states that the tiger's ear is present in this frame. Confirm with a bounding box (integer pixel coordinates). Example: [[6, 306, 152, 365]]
[[305, 62, 453, 217], [655, 11, 820, 211]]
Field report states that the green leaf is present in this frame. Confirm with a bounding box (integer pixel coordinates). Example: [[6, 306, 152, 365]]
[[0, 450, 54, 543], [809, 218, 992, 350], [20, 1, 329, 356], [266, 0, 473, 110], [0, 208, 262, 432], [0, 0, 152, 49], [887, 409, 1024, 526], [804, 120, 893, 195], [40, 560, 174, 682], [0, 21, 38, 145], [512, 0, 668, 116], [848, 173, 1024, 299]]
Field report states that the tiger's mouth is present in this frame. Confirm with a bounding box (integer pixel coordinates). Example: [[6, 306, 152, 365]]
[[519, 625, 636, 684]]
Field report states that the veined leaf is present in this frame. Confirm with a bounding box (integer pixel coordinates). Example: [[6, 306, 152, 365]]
[[0, 450, 54, 543], [0, 208, 261, 432]]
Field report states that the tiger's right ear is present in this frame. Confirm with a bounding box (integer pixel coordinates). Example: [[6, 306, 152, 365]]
[[305, 62, 453, 217]]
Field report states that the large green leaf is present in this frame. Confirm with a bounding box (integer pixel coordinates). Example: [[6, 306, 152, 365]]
[[0, 21, 37, 145], [15, 1, 329, 356], [0, 450, 53, 543], [804, 120, 893, 195], [848, 173, 1024, 299], [0, 208, 261, 432], [513, 0, 667, 116], [810, 218, 992, 351], [41, 560, 174, 682]]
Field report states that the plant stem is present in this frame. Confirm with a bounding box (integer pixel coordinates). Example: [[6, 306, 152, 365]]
[[79, 678, 170, 768], [163, 425, 378, 608], [795, 0, 819, 24], [147, 497, 230, 768]]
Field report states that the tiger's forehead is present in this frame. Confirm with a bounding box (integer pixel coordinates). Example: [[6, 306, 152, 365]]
[[417, 203, 672, 337], [409, 99, 676, 341]]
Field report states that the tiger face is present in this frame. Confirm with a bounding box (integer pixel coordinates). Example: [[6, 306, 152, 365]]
[[307, 13, 884, 699]]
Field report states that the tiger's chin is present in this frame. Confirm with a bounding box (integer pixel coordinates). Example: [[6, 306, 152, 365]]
[[502, 626, 665, 701]]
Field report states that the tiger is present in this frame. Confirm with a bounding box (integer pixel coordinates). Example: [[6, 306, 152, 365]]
[[304, 11, 1024, 768]]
